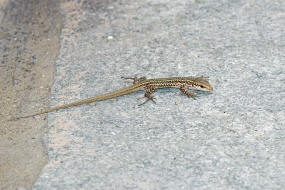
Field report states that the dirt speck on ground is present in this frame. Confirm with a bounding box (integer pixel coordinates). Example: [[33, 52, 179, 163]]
[[0, 0, 62, 189]]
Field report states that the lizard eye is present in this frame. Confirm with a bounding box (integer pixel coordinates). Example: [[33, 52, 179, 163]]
[[200, 85, 205, 88]]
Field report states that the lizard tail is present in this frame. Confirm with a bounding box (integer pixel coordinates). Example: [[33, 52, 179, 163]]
[[17, 84, 143, 119]]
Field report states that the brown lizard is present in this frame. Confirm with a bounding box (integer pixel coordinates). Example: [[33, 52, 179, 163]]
[[16, 76, 213, 119]]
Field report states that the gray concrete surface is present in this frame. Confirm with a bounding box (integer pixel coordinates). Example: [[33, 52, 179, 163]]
[[1, 0, 284, 189], [33, 0, 285, 189], [0, 0, 62, 189]]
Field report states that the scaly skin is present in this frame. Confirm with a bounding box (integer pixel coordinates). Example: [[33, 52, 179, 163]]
[[17, 76, 213, 119]]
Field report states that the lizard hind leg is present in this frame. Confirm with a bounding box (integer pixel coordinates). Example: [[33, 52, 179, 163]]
[[138, 86, 156, 106], [121, 76, 147, 84], [180, 86, 197, 99]]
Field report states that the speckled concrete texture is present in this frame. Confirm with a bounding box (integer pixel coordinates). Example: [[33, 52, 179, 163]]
[[0, 0, 62, 189], [34, 0, 284, 189]]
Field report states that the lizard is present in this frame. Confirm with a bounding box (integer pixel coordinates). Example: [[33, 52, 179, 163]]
[[16, 76, 213, 119]]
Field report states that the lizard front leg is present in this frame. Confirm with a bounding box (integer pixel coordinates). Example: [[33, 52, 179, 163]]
[[138, 86, 156, 106], [180, 86, 197, 99]]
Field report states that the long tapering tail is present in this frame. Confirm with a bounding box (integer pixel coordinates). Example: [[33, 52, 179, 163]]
[[17, 84, 143, 119]]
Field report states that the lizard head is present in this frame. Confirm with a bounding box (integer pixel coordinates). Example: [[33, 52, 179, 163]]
[[186, 76, 213, 91]]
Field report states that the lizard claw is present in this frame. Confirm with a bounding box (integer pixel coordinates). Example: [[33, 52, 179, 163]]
[[138, 96, 156, 106]]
